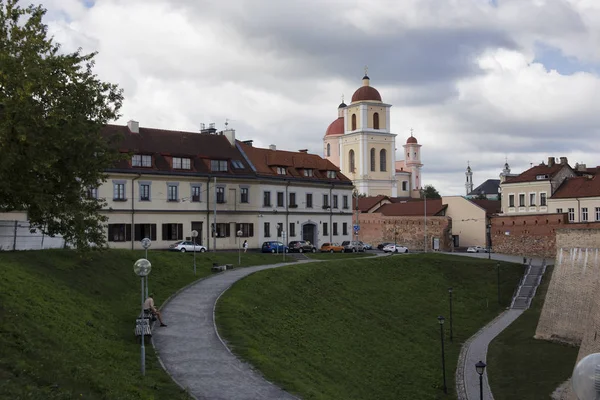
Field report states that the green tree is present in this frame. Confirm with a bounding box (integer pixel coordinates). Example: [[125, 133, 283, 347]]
[[0, 0, 123, 250], [422, 184, 441, 199]]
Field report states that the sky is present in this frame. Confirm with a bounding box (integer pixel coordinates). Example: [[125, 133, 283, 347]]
[[42, 0, 600, 196]]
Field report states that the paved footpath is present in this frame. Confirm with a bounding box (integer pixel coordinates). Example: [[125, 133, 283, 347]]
[[152, 260, 311, 400]]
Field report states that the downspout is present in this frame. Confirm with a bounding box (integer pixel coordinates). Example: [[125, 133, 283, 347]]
[[329, 184, 333, 243], [207, 176, 211, 251], [285, 180, 290, 247], [131, 174, 141, 250], [576, 197, 581, 223]]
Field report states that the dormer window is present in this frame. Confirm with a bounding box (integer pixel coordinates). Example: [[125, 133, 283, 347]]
[[173, 157, 191, 170], [231, 160, 245, 169], [303, 169, 314, 177], [536, 174, 549, 180], [277, 167, 287, 175], [211, 160, 228, 172], [132, 154, 152, 167], [327, 171, 336, 178]]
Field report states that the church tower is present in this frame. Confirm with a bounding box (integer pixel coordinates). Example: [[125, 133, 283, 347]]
[[403, 132, 423, 195], [465, 163, 473, 195]]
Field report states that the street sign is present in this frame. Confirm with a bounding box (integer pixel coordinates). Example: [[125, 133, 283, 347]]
[[353, 225, 360, 232]]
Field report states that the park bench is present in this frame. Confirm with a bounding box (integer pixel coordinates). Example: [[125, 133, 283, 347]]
[[134, 309, 155, 339], [211, 263, 234, 272]]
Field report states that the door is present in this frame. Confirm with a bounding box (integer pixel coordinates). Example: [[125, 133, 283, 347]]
[[191, 221, 203, 245], [302, 223, 316, 247], [452, 235, 459, 248]]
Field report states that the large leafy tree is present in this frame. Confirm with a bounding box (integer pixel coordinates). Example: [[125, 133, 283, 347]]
[[422, 184, 441, 199], [0, 0, 123, 250]]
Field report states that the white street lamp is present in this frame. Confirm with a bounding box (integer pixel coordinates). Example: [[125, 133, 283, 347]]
[[572, 352, 600, 400], [191, 230, 198, 275], [133, 258, 152, 376], [237, 230, 243, 266]]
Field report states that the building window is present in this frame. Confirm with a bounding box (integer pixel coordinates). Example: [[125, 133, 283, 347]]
[[508, 194, 515, 207], [323, 194, 329, 209], [568, 208, 575, 222], [289, 192, 297, 207], [264, 222, 271, 237], [327, 171, 336, 178], [231, 160, 245, 169], [87, 187, 98, 199], [235, 223, 254, 237], [210, 160, 228, 172], [370, 148, 376, 171], [402, 181, 408, 191], [240, 187, 249, 203], [277, 223, 283, 238], [351, 114, 357, 130], [529, 193, 536, 206], [582, 207, 589, 222], [216, 187, 225, 203], [132, 154, 152, 167], [162, 223, 183, 241], [373, 112, 380, 129], [173, 157, 191, 170], [556, 208, 563, 214], [596, 207, 600, 221], [140, 184, 150, 201], [306, 193, 313, 208], [167, 184, 179, 202], [323, 223, 329, 236], [333, 195, 338, 209], [277, 167, 286, 175], [211, 223, 230, 238], [263, 191, 271, 207], [342, 222, 348, 235], [343, 195, 349, 209], [326, 143, 331, 157], [289, 222, 296, 237], [380, 149, 387, 172], [191, 185, 201, 202], [349, 150, 355, 173], [304, 169, 314, 177], [518, 194, 525, 207], [333, 222, 338, 236], [540, 193, 547, 206], [108, 224, 131, 242], [134, 224, 157, 241], [113, 182, 126, 201], [277, 192, 284, 207]]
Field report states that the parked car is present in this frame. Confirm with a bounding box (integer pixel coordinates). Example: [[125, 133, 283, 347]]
[[288, 240, 317, 253], [262, 241, 289, 253], [341, 241, 365, 253], [467, 246, 488, 253], [377, 242, 394, 250], [169, 240, 207, 253], [320, 242, 344, 253], [360, 242, 373, 250], [383, 244, 409, 253]]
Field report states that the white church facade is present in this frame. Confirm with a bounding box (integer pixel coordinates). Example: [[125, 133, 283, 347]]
[[322, 74, 423, 198]]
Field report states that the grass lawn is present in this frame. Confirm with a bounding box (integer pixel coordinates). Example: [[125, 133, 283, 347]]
[[215, 253, 524, 400], [487, 266, 579, 400], [0, 249, 291, 400], [305, 252, 376, 260]]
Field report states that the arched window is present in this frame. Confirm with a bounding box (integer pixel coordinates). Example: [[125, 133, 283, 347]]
[[349, 150, 355, 172], [370, 148, 375, 171], [326, 143, 331, 157], [380, 149, 387, 171], [373, 112, 380, 129], [351, 114, 357, 131]]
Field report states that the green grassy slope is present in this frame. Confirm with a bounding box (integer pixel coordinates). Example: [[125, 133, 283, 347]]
[[488, 266, 579, 400], [216, 253, 524, 400], [0, 249, 289, 400]]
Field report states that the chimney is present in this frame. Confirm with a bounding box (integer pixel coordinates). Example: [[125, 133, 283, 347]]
[[560, 157, 568, 165], [269, 144, 276, 151], [242, 140, 253, 147], [127, 120, 139, 133], [298, 149, 308, 153], [222, 129, 236, 146], [200, 122, 217, 134], [577, 163, 587, 172], [547, 157, 555, 167]]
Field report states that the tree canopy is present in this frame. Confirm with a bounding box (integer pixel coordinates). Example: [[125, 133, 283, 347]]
[[0, 0, 123, 250], [422, 184, 441, 199]]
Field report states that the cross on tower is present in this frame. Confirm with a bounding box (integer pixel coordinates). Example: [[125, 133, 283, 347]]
[[410, 128, 414, 136], [364, 65, 368, 76], [341, 94, 344, 103]]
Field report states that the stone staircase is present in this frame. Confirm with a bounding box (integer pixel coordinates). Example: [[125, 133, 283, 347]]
[[510, 259, 547, 310]]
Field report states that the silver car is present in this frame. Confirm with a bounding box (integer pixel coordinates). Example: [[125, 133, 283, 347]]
[[342, 241, 365, 253], [169, 240, 207, 252]]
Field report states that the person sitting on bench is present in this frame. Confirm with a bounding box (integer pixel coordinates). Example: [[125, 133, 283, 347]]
[[143, 293, 167, 327]]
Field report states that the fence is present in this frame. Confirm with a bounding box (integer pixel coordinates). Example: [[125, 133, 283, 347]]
[[0, 220, 65, 251]]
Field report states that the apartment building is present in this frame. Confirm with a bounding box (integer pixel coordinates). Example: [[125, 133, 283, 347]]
[[99, 121, 354, 250]]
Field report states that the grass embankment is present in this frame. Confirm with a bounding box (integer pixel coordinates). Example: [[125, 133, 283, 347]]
[[488, 266, 579, 400], [305, 252, 375, 260], [0, 249, 290, 400], [216, 253, 524, 400]]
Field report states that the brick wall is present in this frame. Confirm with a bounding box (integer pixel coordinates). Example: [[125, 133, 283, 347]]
[[358, 213, 452, 251]]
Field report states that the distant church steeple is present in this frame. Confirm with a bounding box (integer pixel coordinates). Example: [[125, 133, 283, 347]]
[[465, 162, 473, 195]]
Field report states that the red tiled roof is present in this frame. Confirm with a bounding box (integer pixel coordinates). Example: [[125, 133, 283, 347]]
[[503, 163, 569, 184], [238, 141, 352, 183], [325, 117, 344, 136], [352, 195, 390, 212], [375, 199, 446, 216], [551, 175, 600, 199], [469, 199, 501, 216], [101, 124, 253, 175]]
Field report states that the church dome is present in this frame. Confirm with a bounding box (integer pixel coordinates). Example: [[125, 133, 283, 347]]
[[406, 135, 418, 144], [351, 75, 382, 103], [325, 117, 344, 136]]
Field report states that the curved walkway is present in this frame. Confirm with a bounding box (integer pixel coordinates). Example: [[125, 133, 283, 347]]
[[152, 260, 311, 400]]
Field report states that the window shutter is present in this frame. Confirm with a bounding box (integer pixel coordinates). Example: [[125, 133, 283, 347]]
[[126, 224, 132, 241], [108, 224, 113, 241], [151, 224, 157, 241], [162, 224, 168, 240], [250, 224, 254, 237], [177, 224, 183, 240], [226, 223, 231, 237], [134, 224, 141, 241]]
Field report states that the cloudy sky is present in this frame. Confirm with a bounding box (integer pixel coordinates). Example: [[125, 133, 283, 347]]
[[44, 0, 600, 195]]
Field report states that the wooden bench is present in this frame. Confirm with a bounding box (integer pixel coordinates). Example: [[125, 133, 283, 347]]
[[134, 310, 155, 339]]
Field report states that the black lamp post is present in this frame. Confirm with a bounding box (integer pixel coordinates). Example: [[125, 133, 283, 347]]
[[438, 315, 448, 394], [475, 360, 486, 400], [496, 262, 501, 305], [448, 288, 453, 343], [487, 223, 492, 260]]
